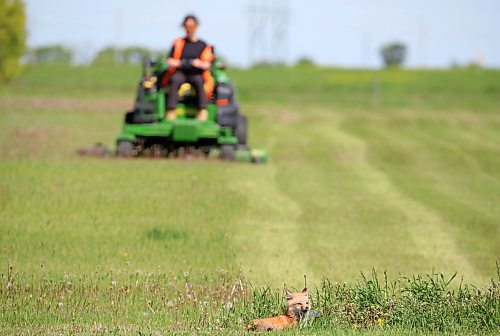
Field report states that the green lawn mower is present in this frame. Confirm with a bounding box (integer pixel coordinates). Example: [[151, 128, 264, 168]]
[[115, 58, 268, 163]]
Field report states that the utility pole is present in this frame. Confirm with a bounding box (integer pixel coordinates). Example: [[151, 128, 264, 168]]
[[114, 5, 123, 63], [362, 32, 371, 67], [418, 19, 427, 68]]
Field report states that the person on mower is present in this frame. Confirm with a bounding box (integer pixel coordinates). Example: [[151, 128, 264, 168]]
[[163, 15, 215, 121]]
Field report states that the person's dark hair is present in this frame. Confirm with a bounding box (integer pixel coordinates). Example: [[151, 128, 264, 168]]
[[182, 14, 199, 26]]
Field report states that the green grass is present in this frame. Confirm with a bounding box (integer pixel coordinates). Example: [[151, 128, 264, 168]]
[[1, 264, 498, 335], [1, 64, 499, 334]]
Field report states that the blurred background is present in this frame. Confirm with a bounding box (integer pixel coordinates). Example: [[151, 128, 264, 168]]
[[22, 0, 500, 68], [1, 0, 499, 292]]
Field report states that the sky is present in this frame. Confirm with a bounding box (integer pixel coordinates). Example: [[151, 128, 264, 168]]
[[25, 0, 500, 68]]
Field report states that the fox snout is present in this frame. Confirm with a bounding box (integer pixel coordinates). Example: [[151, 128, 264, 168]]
[[298, 303, 310, 313]]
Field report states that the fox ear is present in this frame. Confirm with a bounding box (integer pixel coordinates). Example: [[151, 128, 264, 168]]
[[302, 287, 308, 294], [284, 288, 293, 300]]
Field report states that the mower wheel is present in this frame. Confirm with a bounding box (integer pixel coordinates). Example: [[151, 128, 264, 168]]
[[234, 115, 247, 145], [117, 140, 135, 157], [220, 145, 235, 161]]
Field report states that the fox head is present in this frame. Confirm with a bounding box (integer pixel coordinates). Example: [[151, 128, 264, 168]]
[[285, 287, 311, 315]]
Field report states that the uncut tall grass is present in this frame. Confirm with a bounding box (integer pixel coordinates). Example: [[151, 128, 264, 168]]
[[1, 263, 498, 334]]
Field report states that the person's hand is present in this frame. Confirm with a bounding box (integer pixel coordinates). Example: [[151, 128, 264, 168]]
[[192, 58, 203, 69], [192, 58, 211, 70], [167, 58, 182, 68]]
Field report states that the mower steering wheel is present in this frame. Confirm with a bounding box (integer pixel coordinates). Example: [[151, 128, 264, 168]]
[[180, 59, 195, 70]]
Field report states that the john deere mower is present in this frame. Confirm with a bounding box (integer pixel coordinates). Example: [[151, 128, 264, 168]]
[[115, 58, 268, 163]]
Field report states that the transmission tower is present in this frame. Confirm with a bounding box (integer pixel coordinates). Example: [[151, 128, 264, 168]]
[[248, 0, 269, 64], [247, 0, 290, 65], [270, 0, 290, 64]]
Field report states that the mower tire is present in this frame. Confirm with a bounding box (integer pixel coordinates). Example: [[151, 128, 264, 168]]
[[234, 115, 247, 146], [220, 145, 235, 161], [117, 140, 135, 157]]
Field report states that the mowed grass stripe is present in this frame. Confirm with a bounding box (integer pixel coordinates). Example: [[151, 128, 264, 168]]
[[218, 106, 315, 285], [341, 111, 500, 280], [346, 112, 500, 265], [259, 106, 485, 282], [333, 128, 477, 281], [409, 120, 500, 274], [261, 107, 421, 279], [228, 165, 311, 285]]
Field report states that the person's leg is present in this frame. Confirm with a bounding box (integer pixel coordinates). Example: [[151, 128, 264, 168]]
[[166, 71, 186, 120], [187, 74, 208, 121]]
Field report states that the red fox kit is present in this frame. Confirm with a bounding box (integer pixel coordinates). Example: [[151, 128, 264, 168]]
[[250, 287, 311, 331]]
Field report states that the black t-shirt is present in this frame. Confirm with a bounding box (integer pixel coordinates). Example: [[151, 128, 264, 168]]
[[168, 38, 213, 75]]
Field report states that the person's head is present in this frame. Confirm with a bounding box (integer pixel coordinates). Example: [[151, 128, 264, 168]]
[[182, 14, 199, 39]]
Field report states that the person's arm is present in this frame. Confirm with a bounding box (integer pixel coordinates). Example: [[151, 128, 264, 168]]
[[168, 58, 182, 68], [192, 59, 211, 70], [193, 44, 214, 70], [167, 45, 181, 68]]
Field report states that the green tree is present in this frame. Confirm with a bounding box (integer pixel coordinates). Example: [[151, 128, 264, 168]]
[[92, 46, 151, 65], [0, 0, 26, 81], [123, 47, 150, 65], [92, 47, 123, 65], [380, 42, 407, 68], [30, 45, 73, 64], [295, 56, 316, 67]]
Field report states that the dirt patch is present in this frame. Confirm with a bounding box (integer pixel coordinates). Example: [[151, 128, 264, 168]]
[[0, 96, 132, 113], [76, 143, 113, 157], [0, 125, 64, 159], [11, 126, 49, 152]]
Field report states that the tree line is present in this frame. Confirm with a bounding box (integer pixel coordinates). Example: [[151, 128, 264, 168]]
[[26, 43, 409, 68], [25, 45, 159, 66]]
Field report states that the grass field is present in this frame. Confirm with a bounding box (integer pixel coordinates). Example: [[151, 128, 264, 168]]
[[1, 64, 499, 334]]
